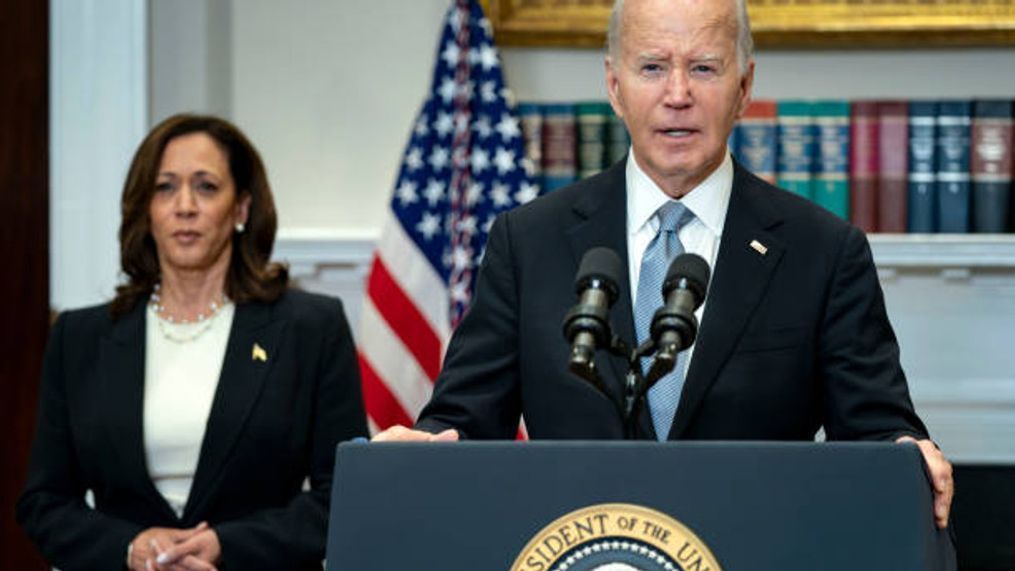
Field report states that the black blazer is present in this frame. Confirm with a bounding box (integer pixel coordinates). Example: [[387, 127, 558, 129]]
[[17, 289, 368, 570], [418, 159, 927, 442]]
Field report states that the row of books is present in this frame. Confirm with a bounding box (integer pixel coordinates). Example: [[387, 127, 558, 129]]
[[517, 102, 629, 193], [516, 99, 1015, 234]]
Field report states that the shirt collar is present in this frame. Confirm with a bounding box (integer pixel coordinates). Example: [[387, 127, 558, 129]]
[[626, 148, 734, 237]]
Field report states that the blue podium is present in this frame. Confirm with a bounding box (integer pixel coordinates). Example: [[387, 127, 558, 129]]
[[326, 441, 955, 570]]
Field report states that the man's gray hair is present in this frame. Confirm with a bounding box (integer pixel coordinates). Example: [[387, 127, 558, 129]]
[[607, 0, 754, 74]]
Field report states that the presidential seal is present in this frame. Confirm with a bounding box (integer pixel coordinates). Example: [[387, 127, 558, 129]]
[[510, 503, 721, 571]]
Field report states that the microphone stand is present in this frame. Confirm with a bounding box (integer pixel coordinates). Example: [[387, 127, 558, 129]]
[[568, 315, 694, 439], [599, 336, 672, 440]]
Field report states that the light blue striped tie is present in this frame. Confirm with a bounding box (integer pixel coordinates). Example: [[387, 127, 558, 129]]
[[634, 201, 694, 440]]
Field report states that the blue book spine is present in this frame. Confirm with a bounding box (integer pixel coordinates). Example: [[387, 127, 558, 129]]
[[908, 101, 938, 233], [935, 100, 972, 233], [735, 102, 778, 184]]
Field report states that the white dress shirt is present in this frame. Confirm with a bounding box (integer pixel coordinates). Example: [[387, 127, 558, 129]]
[[625, 149, 734, 374]]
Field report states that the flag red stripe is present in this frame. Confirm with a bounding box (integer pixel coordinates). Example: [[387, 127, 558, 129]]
[[366, 256, 443, 381], [359, 352, 415, 429]]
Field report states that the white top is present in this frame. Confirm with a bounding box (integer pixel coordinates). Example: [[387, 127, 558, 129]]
[[625, 149, 734, 374], [144, 303, 234, 518]]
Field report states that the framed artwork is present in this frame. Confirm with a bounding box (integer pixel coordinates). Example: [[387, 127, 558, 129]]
[[481, 0, 1015, 48]]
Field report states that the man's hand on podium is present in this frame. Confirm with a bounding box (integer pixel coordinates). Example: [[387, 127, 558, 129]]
[[372, 425, 460, 442], [897, 435, 954, 529]]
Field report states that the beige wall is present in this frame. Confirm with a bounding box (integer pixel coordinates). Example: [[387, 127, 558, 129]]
[[230, 0, 449, 235]]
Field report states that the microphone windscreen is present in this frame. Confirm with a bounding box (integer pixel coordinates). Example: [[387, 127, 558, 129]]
[[574, 247, 624, 302], [662, 253, 710, 302]]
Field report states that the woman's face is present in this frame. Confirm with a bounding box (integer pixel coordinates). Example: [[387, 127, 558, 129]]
[[149, 132, 250, 278]]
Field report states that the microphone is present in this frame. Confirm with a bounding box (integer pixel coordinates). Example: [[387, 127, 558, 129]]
[[646, 253, 710, 383], [562, 247, 624, 384]]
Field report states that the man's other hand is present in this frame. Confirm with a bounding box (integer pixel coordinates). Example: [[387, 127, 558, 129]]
[[372, 425, 459, 442], [897, 435, 954, 529]]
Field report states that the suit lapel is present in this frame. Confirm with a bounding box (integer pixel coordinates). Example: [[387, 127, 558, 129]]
[[184, 299, 283, 518], [669, 165, 787, 439], [99, 301, 179, 521], [563, 159, 648, 433]]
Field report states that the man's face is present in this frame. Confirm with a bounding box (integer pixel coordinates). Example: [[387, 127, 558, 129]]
[[606, 0, 753, 197]]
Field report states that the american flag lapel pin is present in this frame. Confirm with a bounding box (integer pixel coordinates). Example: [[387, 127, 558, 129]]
[[749, 239, 768, 255], [252, 343, 268, 362]]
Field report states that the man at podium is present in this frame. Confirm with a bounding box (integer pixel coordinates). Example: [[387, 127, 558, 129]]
[[375, 0, 953, 530]]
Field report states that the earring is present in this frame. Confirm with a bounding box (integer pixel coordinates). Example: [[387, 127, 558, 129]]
[[235, 223, 245, 234]]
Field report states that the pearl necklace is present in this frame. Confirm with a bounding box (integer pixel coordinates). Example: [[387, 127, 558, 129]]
[[149, 284, 231, 343]]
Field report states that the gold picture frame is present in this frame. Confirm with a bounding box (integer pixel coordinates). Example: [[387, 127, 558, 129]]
[[481, 0, 1015, 48]]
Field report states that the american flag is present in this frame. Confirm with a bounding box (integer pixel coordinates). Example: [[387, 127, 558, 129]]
[[358, 0, 538, 432]]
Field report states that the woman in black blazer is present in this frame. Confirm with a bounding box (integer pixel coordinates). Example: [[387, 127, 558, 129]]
[[17, 114, 368, 570]]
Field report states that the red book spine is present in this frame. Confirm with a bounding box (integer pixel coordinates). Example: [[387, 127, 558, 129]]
[[850, 101, 880, 233], [971, 100, 1014, 232], [877, 101, 909, 233], [971, 114, 1013, 180]]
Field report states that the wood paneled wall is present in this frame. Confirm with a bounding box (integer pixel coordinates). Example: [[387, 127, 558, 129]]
[[0, 0, 49, 567]]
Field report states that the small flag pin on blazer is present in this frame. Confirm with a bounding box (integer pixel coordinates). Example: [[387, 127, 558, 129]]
[[252, 343, 268, 362], [750, 239, 768, 255]]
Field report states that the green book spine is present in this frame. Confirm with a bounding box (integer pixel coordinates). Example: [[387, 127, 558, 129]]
[[575, 101, 611, 179], [607, 111, 629, 165], [517, 103, 544, 192], [776, 100, 815, 201], [812, 100, 851, 219]]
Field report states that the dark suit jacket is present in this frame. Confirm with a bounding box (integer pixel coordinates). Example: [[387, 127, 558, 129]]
[[417, 159, 927, 442], [17, 289, 368, 570]]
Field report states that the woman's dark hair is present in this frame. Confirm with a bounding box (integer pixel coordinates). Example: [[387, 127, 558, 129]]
[[110, 113, 288, 319]]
